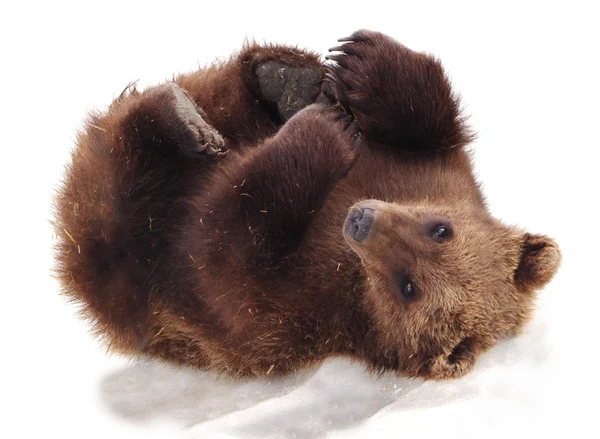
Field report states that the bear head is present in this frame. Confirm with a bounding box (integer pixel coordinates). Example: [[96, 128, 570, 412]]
[[344, 199, 561, 379]]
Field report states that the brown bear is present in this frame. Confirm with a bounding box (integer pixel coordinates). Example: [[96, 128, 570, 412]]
[[53, 30, 561, 380]]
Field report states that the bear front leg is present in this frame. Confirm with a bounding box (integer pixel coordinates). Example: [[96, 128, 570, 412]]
[[211, 103, 361, 264], [325, 30, 473, 151]]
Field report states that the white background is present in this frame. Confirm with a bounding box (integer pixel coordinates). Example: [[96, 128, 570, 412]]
[[2, 1, 599, 438]]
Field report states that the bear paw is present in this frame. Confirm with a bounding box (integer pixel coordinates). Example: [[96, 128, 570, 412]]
[[325, 30, 470, 150], [255, 61, 327, 122], [280, 103, 363, 181], [169, 84, 226, 156], [150, 83, 227, 157], [324, 30, 391, 122], [297, 104, 362, 149]]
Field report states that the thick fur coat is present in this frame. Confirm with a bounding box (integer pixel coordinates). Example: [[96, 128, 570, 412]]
[[54, 30, 561, 379]]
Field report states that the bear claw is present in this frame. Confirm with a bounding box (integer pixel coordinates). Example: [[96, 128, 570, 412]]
[[336, 31, 370, 44], [323, 34, 381, 119], [324, 53, 350, 68]]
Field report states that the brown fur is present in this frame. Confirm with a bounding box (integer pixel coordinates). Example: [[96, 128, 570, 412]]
[[53, 31, 561, 380]]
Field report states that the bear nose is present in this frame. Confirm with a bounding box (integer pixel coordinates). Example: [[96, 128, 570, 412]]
[[345, 207, 375, 243]]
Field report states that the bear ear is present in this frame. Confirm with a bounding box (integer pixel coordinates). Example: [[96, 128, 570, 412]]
[[514, 233, 561, 291]]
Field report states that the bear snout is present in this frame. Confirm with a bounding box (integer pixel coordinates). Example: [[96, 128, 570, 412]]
[[344, 207, 375, 243]]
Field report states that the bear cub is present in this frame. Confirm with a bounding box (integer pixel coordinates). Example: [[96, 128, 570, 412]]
[[54, 30, 560, 379]]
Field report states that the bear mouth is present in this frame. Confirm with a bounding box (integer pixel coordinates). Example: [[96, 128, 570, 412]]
[[447, 337, 475, 364], [344, 207, 375, 243]]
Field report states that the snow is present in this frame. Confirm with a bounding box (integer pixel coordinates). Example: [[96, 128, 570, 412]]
[[2, 1, 598, 438]]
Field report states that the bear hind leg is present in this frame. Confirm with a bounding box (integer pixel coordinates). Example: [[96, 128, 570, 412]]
[[54, 82, 227, 353]]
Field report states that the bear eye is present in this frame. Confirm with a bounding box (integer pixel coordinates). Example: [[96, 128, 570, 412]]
[[398, 275, 419, 302], [429, 221, 453, 242], [435, 225, 448, 237]]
